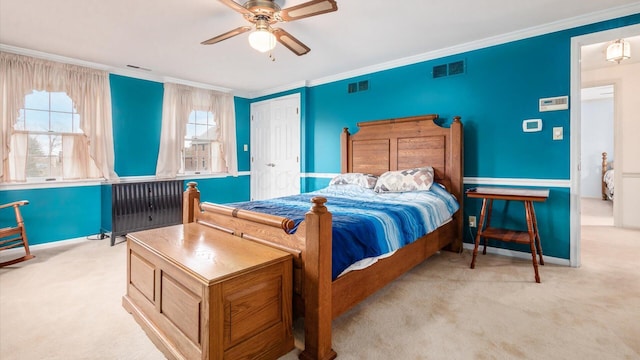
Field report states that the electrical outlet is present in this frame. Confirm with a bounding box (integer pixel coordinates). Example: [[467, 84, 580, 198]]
[[469, 216, 477, 228]]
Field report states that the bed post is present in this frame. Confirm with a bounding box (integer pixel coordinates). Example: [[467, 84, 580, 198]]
[[300, 197, 336, 360], [450, 116, 464, 251], [183, 181, 200, 224], [340, 127, 350, 174], [601, 152, 608, 200]]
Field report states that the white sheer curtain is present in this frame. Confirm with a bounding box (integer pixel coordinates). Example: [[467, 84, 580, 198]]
[[156, 83, 237, 178], [0, 51, 117, 182]]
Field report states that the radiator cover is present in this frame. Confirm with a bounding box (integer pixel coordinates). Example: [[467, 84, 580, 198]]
[[101, 180, 183, 245]]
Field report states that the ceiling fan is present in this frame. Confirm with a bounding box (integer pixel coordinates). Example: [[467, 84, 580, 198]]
[[201, 0, 338, 56]]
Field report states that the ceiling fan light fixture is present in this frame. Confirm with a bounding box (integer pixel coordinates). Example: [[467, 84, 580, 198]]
[[606, 39, 631, 64], [248, 18, 276, 53], [248, 28, 276, 52]]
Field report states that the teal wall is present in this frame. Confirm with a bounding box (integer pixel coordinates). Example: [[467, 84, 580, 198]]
[[2, 14, 639, 251], [1, 186, 101, 246], [297, 14, 640, 260], [110, 75, 164, 176]]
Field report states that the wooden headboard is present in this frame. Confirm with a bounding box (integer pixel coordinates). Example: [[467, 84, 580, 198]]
[[340, 114, 464, 205]]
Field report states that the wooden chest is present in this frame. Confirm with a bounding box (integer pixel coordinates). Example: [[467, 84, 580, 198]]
[[122, 223, 294, 360]]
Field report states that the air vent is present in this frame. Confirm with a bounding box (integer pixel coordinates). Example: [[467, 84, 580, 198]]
[[433, 60, 466, 78], [432, 64, 447, 78], [348, 80, 369, 94], [448, 60, 465, 75], [126, 64, 152, 71]]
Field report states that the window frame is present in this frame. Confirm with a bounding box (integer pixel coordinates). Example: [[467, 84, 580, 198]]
[[181, 109, 224, 175], [14, 90, 87, 182]]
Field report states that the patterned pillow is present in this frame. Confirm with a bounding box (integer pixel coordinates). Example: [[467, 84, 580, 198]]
[[330, 173, 378, 189], [374, 167, 434, 193]]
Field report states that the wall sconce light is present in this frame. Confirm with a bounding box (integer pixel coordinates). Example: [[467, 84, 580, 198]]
[[606, 39, 631, 64]]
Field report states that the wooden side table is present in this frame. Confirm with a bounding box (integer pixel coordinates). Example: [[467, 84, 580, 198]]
[[466, 187, 549, 283]]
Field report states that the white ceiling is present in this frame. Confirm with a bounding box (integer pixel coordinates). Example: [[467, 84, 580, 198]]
[[1, 0, 640, 97]]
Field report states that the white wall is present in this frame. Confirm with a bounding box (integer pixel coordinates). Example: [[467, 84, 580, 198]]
[[583, 61, 640, 228], [580, 94, 614, 198]]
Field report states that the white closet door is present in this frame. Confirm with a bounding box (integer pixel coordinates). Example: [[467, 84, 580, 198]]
[[250, 94, 300, 200]]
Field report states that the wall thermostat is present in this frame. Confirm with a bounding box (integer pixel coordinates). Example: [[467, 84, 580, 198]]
[[522, 119, 542, 132], [539, 96, 569, 112]]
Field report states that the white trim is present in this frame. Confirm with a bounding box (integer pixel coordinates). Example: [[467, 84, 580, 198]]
[[302, 172, 337, 178], [249, 81, 308, 99], [0, 172, 251, 190], [4, 4, 639, 99], [302, 174, 571, 187], [463, 177, 570, 188], [569, 23, 640, 268], [0, 44, 235, 94], [0, 179, 103, 191], [0, 236, 90, 257], [462, 243, 571, 267], [254, 4, 640, 97], [107, 172, 251, 184]]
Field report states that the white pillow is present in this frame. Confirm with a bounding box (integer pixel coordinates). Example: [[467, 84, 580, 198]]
[[329, 173, 378, 189], [374, 167, 434, 193]]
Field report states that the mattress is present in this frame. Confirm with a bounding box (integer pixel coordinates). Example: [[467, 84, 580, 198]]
[[229, 183, 460, 279]]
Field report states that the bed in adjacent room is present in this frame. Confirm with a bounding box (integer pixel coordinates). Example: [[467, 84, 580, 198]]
[[602, 151, 614, 200], [183, 113, 464, 360]]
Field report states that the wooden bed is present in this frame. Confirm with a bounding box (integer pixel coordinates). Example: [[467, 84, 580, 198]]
[[602, 152, 614, 200], [183, 114, 464, 360]]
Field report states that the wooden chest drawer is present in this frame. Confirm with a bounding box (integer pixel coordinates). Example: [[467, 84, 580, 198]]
[[122, 223, 294, 360]]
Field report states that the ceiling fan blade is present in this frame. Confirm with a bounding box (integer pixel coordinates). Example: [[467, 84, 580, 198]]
[[201, 26, 252, 45], [278, 0, 337, 22], [272, 28, 310, 56], [218, 0, 254, 18]]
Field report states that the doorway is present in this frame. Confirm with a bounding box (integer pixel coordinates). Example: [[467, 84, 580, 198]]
[[250, 93, 301, 200], [580, 85, 614, 226], [570, 23, 640, 267]]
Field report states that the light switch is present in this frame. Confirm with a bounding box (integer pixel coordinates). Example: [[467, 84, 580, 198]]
[[553, 127, 563, 140], [243, 144, 248, 151]]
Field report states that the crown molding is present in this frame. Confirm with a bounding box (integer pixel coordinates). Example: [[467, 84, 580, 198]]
[[3, 3, 639, 99], [306, 3, 640, 88], [0, 44, 235, 94], [247, 80, 309, 99]]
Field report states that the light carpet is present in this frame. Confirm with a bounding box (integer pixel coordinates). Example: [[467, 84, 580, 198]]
[[1, 198, 638, 359]]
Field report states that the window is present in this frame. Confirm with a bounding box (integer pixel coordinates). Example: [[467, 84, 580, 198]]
[[156, 83, 237, 178], [182, 110, 222, 174], [1, 52, 116, 183], [14, 90, 90, 180]]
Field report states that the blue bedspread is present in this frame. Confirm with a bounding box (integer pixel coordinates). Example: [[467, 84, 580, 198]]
[[229, 184, 459, 279]]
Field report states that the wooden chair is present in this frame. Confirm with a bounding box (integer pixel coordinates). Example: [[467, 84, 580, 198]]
[[0, 200, 35, 267]]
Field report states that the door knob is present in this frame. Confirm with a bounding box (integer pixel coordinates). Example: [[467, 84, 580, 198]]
[[266, 163, 276, 167]]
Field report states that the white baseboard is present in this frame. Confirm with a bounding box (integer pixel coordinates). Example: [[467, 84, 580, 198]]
[[0, 236, 97, 257]]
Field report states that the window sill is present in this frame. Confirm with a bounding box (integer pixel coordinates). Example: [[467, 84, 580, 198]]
[[0, 178, 105, 191], [1, 172, 250, 191]]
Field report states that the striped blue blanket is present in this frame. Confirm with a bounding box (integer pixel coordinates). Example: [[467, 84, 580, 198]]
[[229, 184, 459, 279]]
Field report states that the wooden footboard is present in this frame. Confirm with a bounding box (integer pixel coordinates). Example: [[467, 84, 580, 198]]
[[184, 183, 336, 360]]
